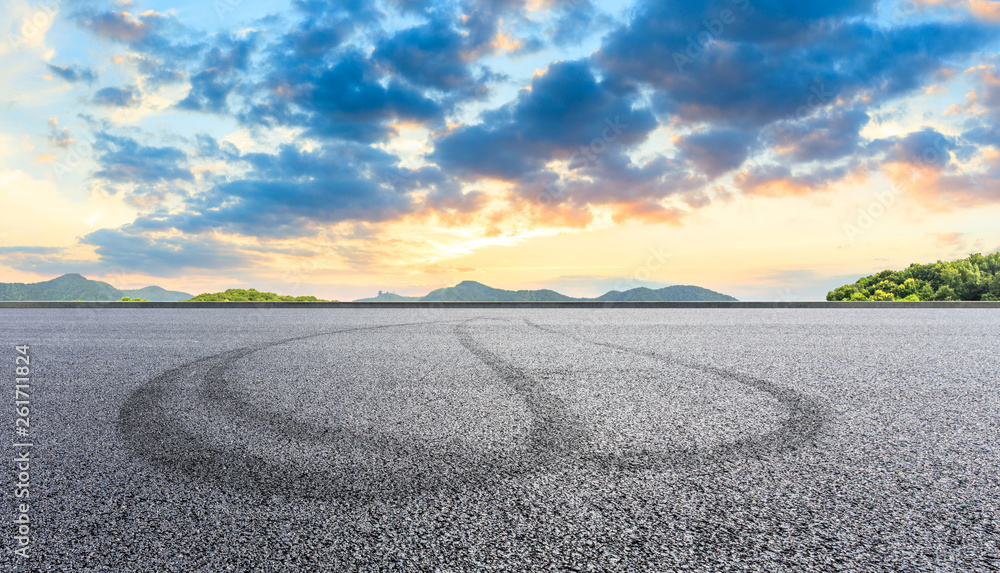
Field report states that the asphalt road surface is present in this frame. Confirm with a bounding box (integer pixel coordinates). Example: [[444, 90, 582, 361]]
[[2, 308, 998, 571]]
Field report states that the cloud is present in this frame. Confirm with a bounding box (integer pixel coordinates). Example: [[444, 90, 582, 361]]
[[46, 64, 97, 84], [2, 256, 112, 277], [963, 122, 1000, 147], [92, 85, 140, 107], [114, 141, 478, 239], [80, 228, 258, 275], [734, 163, 853, 197], [47, 118, 74, 148], [374, 18, 485, 94], [547, 0, 610, 46], [596, 0, 996, 128], [905, 162, 1000, 207], [969, 0, 1000, 21], [676, 128, 758, 177], [244, 49, 444, 143], [176, 36, 257, 114], [74, 8, 203, 61], [770, 108, 870, 163], [929, 231, 967, 247], [92, 132, 193, 184], [0, 246, 64, 255], [433, 60, 657, 181], [870, 128, 958, 168]]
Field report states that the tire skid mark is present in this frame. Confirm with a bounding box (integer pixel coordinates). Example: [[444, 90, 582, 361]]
[[521, 319, 827, 470], [120, 319, 540, 501], [120, 316, 826, 502], [453, 320, 588, 464]]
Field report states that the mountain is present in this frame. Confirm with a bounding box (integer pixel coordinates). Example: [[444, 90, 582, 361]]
[[0, 274, 191, 301], [0, 273, 122, 301], [422, 281, 576, 302], [595, 285, 738, 302], [120, 285, 194, 302], [354, 292, 423, 302], [355, 280, 737, 302]]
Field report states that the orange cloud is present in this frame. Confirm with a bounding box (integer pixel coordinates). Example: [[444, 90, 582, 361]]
[[883, 153, 1000, 210], [733, 164, 856, 197], [944, 90, 981, 116], [929, 231, 966, 247], [492, 32, 522, 52], [610, 202, 686, 225], [969, 0, 1000, 21]]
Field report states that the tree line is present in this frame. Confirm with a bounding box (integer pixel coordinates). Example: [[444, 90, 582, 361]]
[[186, 288, 330, 302], [827, 253, 1000, 301]]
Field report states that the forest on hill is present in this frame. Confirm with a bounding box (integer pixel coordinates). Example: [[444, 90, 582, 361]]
[[827, 253, 1000, 301]]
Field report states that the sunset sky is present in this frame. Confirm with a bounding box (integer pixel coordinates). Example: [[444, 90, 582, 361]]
[[2, 0, 1000, 300]]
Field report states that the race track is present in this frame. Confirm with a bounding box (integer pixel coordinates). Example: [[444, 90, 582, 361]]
[[3, 309, 998, 571]]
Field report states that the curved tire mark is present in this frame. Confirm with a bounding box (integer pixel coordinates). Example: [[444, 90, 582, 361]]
[[119, 320, 537, 501], [453, 321, 588, 463], [521, 319, 827, 470], [120, 316, 826, 502]]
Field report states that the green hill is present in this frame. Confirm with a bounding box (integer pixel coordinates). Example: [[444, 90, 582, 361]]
[[354, 291, 424, 302], [185, 288, 330, 302], [595, 285, 738, 302], [0, 273, 125, 301], [828, 252, 1000, 301], [355, 280, 737, 302], [421, 281, 576, 302], [119, 285, 193, 302], [0, 274, 193, 301]]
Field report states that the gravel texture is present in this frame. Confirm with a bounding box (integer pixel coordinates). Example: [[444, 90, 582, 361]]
[[2, 308, 998, 571]]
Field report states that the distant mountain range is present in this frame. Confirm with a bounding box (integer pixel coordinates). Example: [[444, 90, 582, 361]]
[[0, 274, 192, 301], [355, 281, 737, 302], [0, 275, 737, 303]]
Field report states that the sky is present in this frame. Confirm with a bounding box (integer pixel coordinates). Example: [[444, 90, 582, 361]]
[[2, 0, 1000, 301]]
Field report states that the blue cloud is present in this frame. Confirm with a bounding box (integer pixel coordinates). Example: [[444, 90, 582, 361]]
[[962, 123, 1000, 148], [176, 36, 257, 113], [597, 1, 996, 128], [46, 63, 97, 84], [374, 18, 484, 94], [869, 128, 957, 168], [770, 108, 870, 163], [74, 8, 204, 61], [92, 86, 140, 107], [93, 133, 193, 184], [244, 49, 444, 143], [547, 0, 609, 46], [80, 228, 256, 275], [676, 128, 758, 177], [0, 246, 64, 255], [116, 141, 475, 238], [433, 60, 658, 180]]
